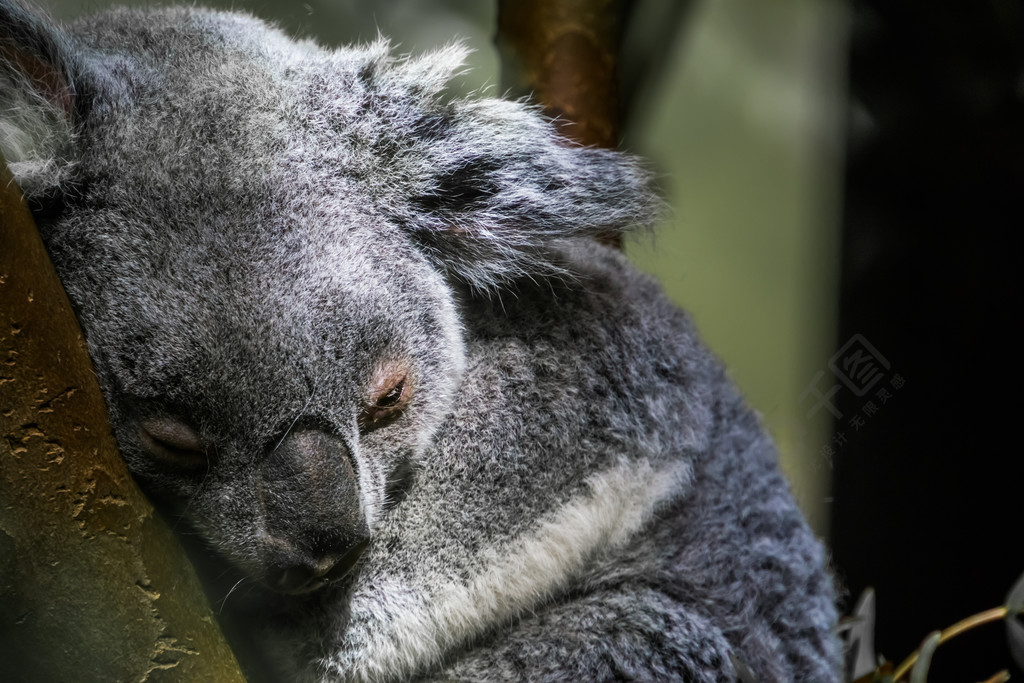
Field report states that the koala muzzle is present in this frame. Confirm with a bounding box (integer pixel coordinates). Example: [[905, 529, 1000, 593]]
[[262, 429, 369, 594], [269, 536, 370, 595]]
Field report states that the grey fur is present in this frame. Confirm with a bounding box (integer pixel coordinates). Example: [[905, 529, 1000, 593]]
[[1, 2, 840, 680]]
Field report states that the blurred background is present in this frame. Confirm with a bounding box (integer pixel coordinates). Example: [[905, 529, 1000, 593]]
[[41, 0, 1024, 679]]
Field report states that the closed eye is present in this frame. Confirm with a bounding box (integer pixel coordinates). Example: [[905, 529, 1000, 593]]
[[139, 417, 207, 470]]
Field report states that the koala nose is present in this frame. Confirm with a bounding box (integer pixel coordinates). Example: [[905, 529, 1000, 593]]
[[261, 428, 369, 594], [269, 536, 370, 594]]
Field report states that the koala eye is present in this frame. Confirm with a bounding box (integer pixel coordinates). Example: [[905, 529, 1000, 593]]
[[138, 417, 208, 470], [358, 366, 412, 433], [375, 379, 406, 408]]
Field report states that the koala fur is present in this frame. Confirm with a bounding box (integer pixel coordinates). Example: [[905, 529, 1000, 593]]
[[1, 1, 840, 680]]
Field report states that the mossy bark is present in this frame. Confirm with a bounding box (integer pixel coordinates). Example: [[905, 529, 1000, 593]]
[[0, 151, 246, 683]]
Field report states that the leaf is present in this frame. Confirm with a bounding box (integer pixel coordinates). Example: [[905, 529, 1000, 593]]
[[1006, 569, 1024, 615], [1008, 610, 1024, 673], [841, 588, 878, 681], [1005, 569, 1024, 672], [909, 631, 940, 683], [851, 664, 892, 683]]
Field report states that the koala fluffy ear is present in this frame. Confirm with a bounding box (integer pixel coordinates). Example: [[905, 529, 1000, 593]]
[[0, 0, 78, 197], [384, 50, 661, 291]]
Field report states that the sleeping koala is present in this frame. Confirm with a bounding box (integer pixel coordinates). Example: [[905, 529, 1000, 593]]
[[1, 1, 840, 680]]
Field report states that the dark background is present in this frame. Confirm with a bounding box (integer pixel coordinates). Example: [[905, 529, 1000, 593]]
[[831, 1, 1023, 680]]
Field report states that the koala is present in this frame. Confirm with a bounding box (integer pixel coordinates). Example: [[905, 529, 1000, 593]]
[[1, 1, 840, 681]]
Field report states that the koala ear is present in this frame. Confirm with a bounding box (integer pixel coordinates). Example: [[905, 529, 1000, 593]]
[[0, 0, 78, 197], [381, 50, 661, 291]]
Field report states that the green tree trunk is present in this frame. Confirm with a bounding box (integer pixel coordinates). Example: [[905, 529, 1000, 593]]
[[0, 151, 246, 683]]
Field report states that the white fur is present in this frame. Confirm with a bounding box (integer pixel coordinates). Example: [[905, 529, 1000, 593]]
[[332, 457, 693, 682], [0, 71, 72, 190]]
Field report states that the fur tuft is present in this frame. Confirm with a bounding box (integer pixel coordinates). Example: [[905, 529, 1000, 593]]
[[310, 39, 664, 291], [0, 0, 76, 194]]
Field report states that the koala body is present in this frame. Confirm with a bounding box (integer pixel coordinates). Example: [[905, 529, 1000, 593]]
[[1, 2, 839, 680]]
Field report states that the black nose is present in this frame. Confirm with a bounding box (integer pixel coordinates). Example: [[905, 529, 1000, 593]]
[[269, 537, 370, 594], [261, 429, 369, 594]]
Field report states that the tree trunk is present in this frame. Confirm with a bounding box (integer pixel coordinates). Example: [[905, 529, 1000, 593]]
[[0, 151, 246, 683]]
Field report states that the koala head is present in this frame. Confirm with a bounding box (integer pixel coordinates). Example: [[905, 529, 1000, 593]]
[[1, 3, 658, 595]]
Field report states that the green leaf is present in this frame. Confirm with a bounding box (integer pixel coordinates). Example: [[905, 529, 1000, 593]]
[[840, 588, 878, 682], [1006, 570, 1024, 615], [909, 631, 940, 683], [1008, 610, 1024, 673]]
